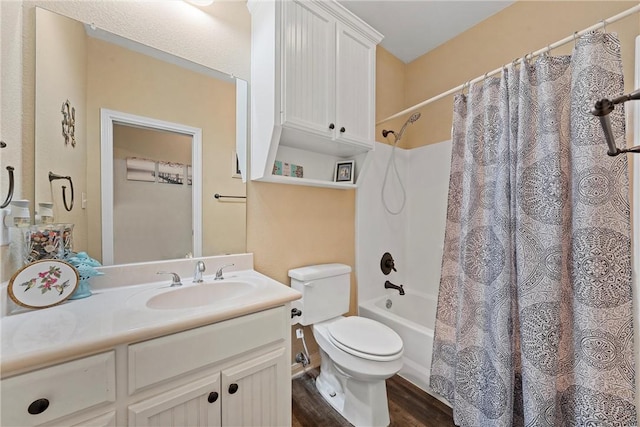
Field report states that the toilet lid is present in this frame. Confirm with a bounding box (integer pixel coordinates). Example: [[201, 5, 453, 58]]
[[327, 317, 403, 361]]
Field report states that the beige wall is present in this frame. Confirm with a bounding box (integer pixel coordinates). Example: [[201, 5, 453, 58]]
[[246, 182, 356, 363], [393, 1, 640, 149], [375, 46, 407, 146], [85, 35, 244, 260], [113, 126, 192, 264], [35, 8, 88, 251]]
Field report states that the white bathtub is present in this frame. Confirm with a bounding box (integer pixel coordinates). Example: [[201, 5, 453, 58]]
[[359, 291, 438, 397]]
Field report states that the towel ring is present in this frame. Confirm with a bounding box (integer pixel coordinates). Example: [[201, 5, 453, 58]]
[[1, 166, 15, 209], [0, 141, 13, 209], [48, 172, 74, 212]]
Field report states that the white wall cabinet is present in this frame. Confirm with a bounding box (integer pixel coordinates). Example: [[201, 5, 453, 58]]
[[1, 306, 290, 427], [249, 0, 383, 188]]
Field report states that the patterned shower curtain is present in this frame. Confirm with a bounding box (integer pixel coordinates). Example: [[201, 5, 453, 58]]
[[430, 32, 637, 427]]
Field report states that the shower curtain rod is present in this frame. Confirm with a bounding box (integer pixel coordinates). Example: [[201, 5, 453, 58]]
[[376, 3, 640, 126]]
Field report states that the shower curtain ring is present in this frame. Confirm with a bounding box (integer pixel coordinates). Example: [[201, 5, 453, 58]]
[[526, 51, 534, 64], [601, 19, 607, 33], [461, 80, 469, 96]]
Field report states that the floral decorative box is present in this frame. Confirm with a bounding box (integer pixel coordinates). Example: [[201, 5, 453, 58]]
[[273, 161, 303, 178]]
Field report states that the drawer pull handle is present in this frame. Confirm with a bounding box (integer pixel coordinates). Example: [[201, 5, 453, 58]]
[[340, 127, 346, 133], [207, 392, 219, 403], [228, 383, 239, 394], [329, 123, 335, 130], [28, 398, 49, 415]]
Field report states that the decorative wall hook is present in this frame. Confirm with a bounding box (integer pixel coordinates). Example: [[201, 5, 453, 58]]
[[61, 100, 76, 147], [48, 172, 74, 211]]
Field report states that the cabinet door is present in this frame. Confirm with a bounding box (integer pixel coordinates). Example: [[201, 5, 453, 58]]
[[67, 411, 117, 427], [128, 375, 221, 427], [281, 0, 335, 138], [335, 21, 376, 148], [221, 347, 288, 427]]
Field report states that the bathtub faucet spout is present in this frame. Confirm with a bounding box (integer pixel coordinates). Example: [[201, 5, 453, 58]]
[[384, 280, 405, 295]]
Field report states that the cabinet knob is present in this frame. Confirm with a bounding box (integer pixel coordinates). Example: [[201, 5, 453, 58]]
[[329, 123, 335, 130], [340, 127, 346, 133], [228, 383, 239, 394], [207, 392, 219, 403], [28, 398, 50, 415]]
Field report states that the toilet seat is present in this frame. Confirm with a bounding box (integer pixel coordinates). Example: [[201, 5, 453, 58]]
[[327, 317, 403, 362]]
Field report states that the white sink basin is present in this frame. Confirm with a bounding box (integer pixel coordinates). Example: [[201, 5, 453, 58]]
[[146, 280, 258, 310]]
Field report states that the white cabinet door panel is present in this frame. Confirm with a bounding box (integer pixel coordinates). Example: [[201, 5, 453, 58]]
[[221, 348, 287, 427], [281, 0, 335, 137], [335, 22, 376, 147], [128, 374, 221, 427]]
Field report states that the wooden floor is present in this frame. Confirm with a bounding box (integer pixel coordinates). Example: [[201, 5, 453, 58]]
[[292, 369, 455, 427]]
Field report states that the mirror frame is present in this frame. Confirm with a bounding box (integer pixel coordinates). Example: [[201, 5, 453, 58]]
[[100, 109, 203, 265]]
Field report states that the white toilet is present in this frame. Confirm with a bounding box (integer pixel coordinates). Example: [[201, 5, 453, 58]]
[[289, 264, 403, 427]]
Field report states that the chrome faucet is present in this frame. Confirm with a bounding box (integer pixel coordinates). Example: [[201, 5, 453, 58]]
[[193, 260, 206, 283], [384, 280, 405, 295], [214, 263, 234, 280], [157, 271, 183, 287]]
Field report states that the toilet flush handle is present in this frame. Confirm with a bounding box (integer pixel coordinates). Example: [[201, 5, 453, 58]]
[[304, 281, 315, 288]]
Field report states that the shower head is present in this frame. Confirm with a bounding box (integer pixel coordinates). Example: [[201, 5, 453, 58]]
[[381, 112, 421, 143], [408, 112, 421, 123], [395, 112, 421, 141]]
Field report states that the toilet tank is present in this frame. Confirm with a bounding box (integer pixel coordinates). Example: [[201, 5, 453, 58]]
[[288, 264, 351, 326]]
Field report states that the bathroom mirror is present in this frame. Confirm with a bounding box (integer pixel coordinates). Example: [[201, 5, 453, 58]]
[[34, 7, 247, 265]]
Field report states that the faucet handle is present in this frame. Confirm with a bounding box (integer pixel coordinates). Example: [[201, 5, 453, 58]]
[[193, 260, 206, 283], [214, 263, 235, 280], [157, 271, 183, 287], [381, 252, 397, 275]]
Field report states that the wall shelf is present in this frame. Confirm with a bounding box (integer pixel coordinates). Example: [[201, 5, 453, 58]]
[[253, 174, 357, 190]]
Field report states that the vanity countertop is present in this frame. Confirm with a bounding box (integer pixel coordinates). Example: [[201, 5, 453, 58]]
[[0, 268, 301, 378]]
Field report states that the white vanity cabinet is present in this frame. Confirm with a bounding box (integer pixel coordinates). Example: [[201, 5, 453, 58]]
[[1, 306, 291, 427], [127, 307, 290, 427], [249, 0, 383, 188]]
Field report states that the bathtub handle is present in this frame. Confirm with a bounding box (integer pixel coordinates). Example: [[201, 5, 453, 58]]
[[381, 252, 397, 275]]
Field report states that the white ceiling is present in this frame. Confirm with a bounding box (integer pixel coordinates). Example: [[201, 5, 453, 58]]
[[201, 1, 516, 65], [337, 0, 515, 63]]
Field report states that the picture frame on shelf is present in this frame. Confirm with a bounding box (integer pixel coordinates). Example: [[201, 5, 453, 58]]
[[334, 160, 355, 184]]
